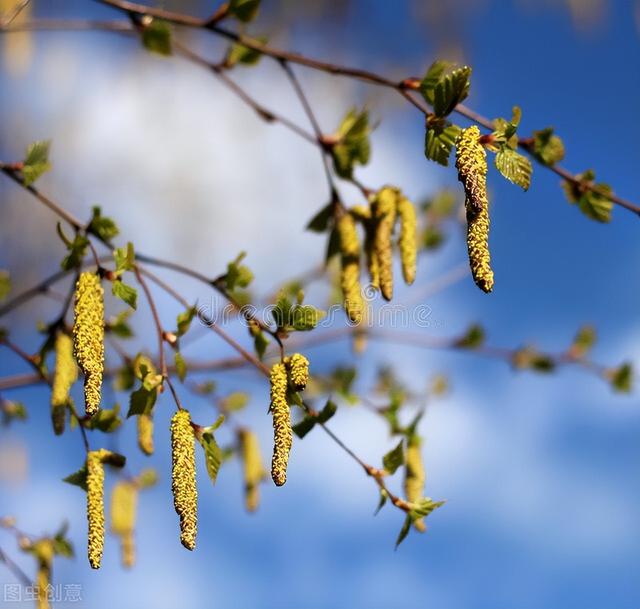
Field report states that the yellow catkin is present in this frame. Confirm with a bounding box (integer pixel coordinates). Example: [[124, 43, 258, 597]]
[[397, 196, 417, 285], [110, 480, 138, 568], [337, 212, 364, 324], [36, 564, 50, 609], [239, 429, 266, 512], [364, 222, 380, 290], [50, 332, 77, 435], [87, 449, 109, 569], [137, 413, 154, 456], [455, 126, 494, 293], [73, 272, 105, 417], [270, 363, 292, 487], [170, 409, 198, 551], [372, 187, 397, 301], [286, 353, 309, 391], [404, 437, 427, 533]]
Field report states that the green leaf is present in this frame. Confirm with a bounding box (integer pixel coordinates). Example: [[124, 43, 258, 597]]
[[609, 362, 633, 393], [112, 280, 137, 310], [455, 324, 485, 349], [52, 526, 74, 558], [253, 330, 269, 360], [86, 404, 122, 433], [491, 106, 522, 149], [331, 108, 371, 179], [0, 270, 10, 301], [374, 489, 388, 515], [107, 309, 133, 338], [317, 399, 337, 424], [199, 431, 223, 485], [494, 147, 532, 190], [226, 36, 267, 66], [432, 66, 471, 117], [127, 386, 157, 417], [225, 252, 253, 291], [421, 224, 445, 250], [292, 415, 316, 439], [409, 497, 446, 519], [422, 190, 457, 217], [395, 514, 412, 549], [136, 468, 158, 488], [292, 400, 336, 438], [174, 351, 187, 382], [176, 306, 196, 337], [512, 347, 556, 373], [22, 140, 51, 186], [87, 206, 119, 241], [561, 170, 613, 223], [382, 440, 404, 475], [141, 19, 172, 56], [291, 304, 325, 331], [228, 0, 260, 22], [419, 60, 452, 105], [1, 399, 27, 426], [531, 127, 564, 166], [220, 391, 249, 412], [57, 225, 89, 271], [63, 464, 88, 491], [424, 118, 460, 166], [569, 325, 596, 359], [114, 242, 135, 274], [306, 202, 335, 233]]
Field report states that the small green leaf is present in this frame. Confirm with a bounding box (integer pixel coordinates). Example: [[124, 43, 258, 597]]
[[569, 325, 596, 359], [114, 242, 135, 274], [141, 19, 172, 56], [419, 60, 452, 105], [112, 280, 137, 310], [107, 309, 133, 338], [306, 202, 335, 233], [531, 127, 564, 166], [331, 108, 371, 178], [0, 271, 10, 301], [174, 351, 187, 382], [57, 226, 89, 271], [421, 224, 445, 250], [225, 252, 253, 291], [127, 386, 157, 417], [220, 391, 249, 412], [395, 514, 412, 549], [176, 306, 196, 337], [292, 400, 336, 438], [455, 324, 485, 349], [292, 416, 316, 439], [226, 36, 267, 66], [253, 330, 269, 360], [317, 399, 337, 424], [409, 497, 446, 519], [228, 0, 260, 22], [424, 118, 460, 166], [87, 206, 119, 241], [382, 440, 404, 475], [374, 488, 388, 515], [609, 362, 633, 393], [52, 526, 74, 558], [512, 347, 556, 373], [63, 465, 88, 491], [22, 140, 51, 186], [199, 431, 223, 485], [86, 404, 122, 433], [562, 170, 613, 223], [495, 147, 532, 190], [432, 66, 471, 117]]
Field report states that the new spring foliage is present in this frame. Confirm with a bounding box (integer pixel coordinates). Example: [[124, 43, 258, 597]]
[[270, 362, 292, 486], [73, 272, 105, 416], [170, 409, 198, 550], [455, 126, 494, 293], [87, 449, 109, 569], [337, 212, 363, 324], [50, 331, 77, 435]]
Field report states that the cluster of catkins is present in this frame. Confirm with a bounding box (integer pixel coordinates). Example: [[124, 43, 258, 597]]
[[455, 126, 494, 293], [337, 187, 417, 323]]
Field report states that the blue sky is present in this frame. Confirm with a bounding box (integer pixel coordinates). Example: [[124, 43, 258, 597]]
[[1, 1, 639, 608]]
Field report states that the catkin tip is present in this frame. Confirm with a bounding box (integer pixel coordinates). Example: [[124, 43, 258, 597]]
[[170, 409, 198, 551], [337, 213, 364, 324]]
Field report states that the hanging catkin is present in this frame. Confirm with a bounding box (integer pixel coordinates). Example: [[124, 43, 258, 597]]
[[239, 428, 266, 512], [404, 437, 427, 532], [455, 126, 494, 293], [337, 212, 364, 324], [33, 540, 53, 609], [396, 196, 417, 285], [286, 353, 309, 391], [270, 362, 291, 486], [110, 480, 138, 568], [137, 413, 154, 456], [50, 331, 77, 435], [372, 187, 397, 301], [170, 409, 198, 550], [87, 449, 109, 569], [73, 272, 105, 417]]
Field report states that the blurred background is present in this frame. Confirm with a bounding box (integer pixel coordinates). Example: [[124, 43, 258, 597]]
[[1, 1, 639, 608]]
